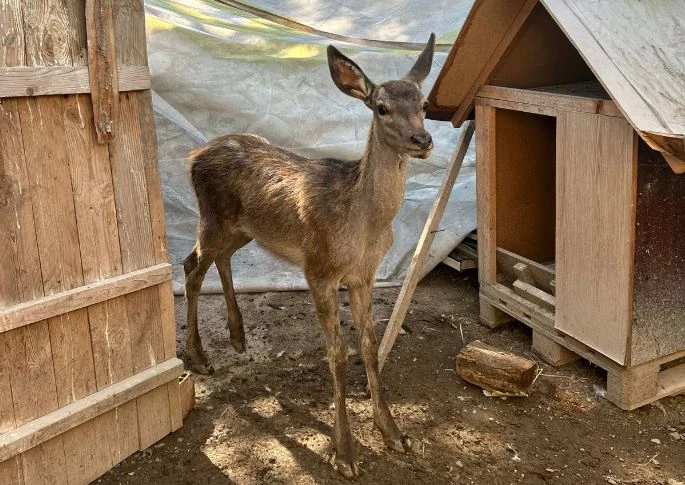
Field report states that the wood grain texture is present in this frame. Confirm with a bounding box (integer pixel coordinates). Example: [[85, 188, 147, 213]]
[[0, 358, 183, 462], [110, 90, 170, 447], [555, 111, 636, 365], [15, 5, 90, 479], [489, 4, 593, 91], [531, 331, 579, 367], [496, 248, 555, 294], [20, 0, 87, 67], [0, 71, 65, 485], [478, 84, 621, 118], [19, 95, 98, 407], [426, 0, 536, 119], [495, 108, 556, 263], [113, 0, 147, 66], [0, 263, 172, 333], [0, 0, 25, 67], [0, 65, 151, 97], [475, 103, 496, 285], [630, 140, 685, 365], [378, 122, 474, 370], [137, 90, 178, 369], [542, 0, 679, 137], [512, 280, 555, 312], [61, 93, 134, 395], [456, 340, 536, 395], [85, 0, 119, 142]]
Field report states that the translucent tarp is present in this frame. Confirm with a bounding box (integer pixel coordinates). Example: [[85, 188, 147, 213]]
[[145, 0, 476, 294]]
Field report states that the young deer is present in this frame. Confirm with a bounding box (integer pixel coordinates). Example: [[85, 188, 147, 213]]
[[184, 34, 435, 479]]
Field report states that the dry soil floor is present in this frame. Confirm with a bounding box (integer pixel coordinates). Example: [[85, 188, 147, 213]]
[[100, 266, 685, 485]]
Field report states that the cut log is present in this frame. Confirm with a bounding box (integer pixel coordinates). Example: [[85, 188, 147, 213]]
[[456, 340, 537, 395]]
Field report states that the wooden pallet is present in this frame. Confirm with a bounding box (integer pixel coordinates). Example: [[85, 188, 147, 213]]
[[481, 282, 685, 410]]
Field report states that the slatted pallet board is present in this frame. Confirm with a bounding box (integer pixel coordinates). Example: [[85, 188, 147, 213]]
[[0, 2, 183, 483]]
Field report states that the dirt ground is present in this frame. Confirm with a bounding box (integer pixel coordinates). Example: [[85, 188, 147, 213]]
[[100, 266, 685, 485]]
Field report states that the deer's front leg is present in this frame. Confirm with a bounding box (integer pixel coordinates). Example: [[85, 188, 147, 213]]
[[309, 279, 358, 479], [348, 281, 410, 453]]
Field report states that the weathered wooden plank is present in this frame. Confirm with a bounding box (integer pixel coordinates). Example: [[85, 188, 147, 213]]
[[0, 263, 171, 334], [137, 90, 177, 361], [110, 90, 170, 446], [555, 111, 636, 365], [85, 0, 118, 142], [0, 358, 183, 463], [427, 0, 536, 119], [477, 85, 622, 118], [62, 92, 136, 401], [19, 95, 98, 406], [475, 103, 514, 328], [476, 104, 496, 285], [113, 0, 147, 66], [137, 89, 183, 427], [136, 386, 172, 450], [0, 65, 150, 97], [20, 437, 68, 485], [1, 73, 64, 484], [0, 457, 23, 485], [512, 279, 555, 312], [19, 0, 86, 67], [0, 0, 25, 67]]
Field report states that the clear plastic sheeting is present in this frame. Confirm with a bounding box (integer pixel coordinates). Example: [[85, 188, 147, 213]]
[[145, 0, 476, 294]]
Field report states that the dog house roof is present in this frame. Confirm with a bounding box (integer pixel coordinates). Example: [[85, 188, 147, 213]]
[[427, 0, 685, 171]]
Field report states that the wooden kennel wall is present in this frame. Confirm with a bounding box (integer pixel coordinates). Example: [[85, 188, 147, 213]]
[[427, 0, 685, 410], [0, 2, 183, 483]]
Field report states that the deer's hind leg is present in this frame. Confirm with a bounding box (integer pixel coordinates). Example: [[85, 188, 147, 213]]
[[184, 224, 224, 374], [215, 234, 252, 353]]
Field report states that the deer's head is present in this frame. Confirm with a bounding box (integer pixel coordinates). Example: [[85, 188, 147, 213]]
[[327, 34, 435, 159]]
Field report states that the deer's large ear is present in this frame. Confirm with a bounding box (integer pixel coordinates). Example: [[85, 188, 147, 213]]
[[403, 33, 435, 87], [327, 45, 375, 103]]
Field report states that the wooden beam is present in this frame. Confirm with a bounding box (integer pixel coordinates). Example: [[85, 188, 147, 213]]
[[378, 121, 475, 371], [450, 0, 538, 127], [477, 85, 622, 117], [496, 247, 555, 293], [512, 279, 555, 312], [0, 358, 184, 462], [0, 65, 150, 98], [85, 0, 119, 143], [0, 263, 172, 333]]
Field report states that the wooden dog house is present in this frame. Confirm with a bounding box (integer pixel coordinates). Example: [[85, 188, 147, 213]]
[[427, 0, 685, 409], [0, 2, 185, 483]]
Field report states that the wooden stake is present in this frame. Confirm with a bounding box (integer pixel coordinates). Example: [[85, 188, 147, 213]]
[[378, 120, 475, 371], [85, 0, 118, 143]]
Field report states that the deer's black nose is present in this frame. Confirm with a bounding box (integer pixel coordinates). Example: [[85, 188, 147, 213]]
[[410, 133, 432, 149]]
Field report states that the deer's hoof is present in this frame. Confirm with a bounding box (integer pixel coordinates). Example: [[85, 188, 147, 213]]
[[384, 434, 412, 453], [335, 458, 359, 480], [230, 339, 246, 354], [192, 362, 215, 375]]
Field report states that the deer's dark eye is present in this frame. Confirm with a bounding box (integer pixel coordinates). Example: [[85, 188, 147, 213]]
[[377, 104, 388, 116], [422, 101, 429, 111]]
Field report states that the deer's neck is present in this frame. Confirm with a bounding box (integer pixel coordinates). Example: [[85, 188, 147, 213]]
[[354, 123, 409, 228]]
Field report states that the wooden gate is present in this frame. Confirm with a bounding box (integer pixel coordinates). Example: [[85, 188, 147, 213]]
[[0, 1, 183, 483]]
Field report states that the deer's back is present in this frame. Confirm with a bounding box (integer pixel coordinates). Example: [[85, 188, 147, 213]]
[[189, 134, 368, 267]]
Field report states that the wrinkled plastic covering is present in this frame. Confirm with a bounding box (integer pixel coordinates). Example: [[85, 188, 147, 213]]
[[144, 0, 476, 294]]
